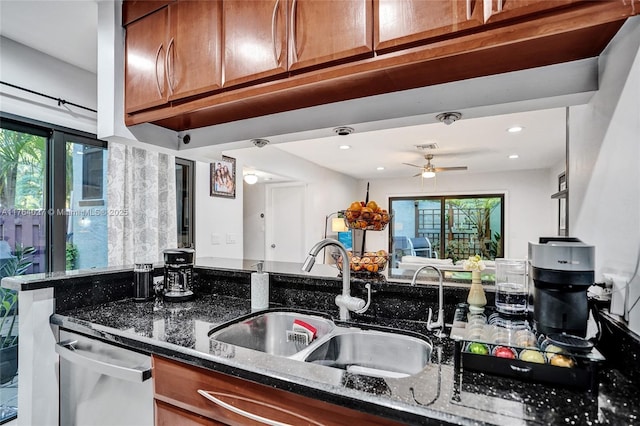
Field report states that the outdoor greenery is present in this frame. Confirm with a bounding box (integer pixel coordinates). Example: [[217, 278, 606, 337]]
[[0, 129, 45, 209], [0, 244, 35, 348], [447, 197, 502, 260], [66, 243, 79, 270]]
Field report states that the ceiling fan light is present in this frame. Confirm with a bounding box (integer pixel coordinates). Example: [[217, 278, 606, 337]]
[[422, 170, 436, 179], [244, 173, 258, 185]]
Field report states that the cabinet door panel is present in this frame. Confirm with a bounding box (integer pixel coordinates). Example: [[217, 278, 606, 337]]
[[223, 0, 288, 87], [125, 7, 169, 113], [153, 356, 403, 426], [168, 0, 222, 101], [289, 0, 373, 71], [485, 0, 584, 24], [375, 0, 484, 52], [156, 400, 225, 426]]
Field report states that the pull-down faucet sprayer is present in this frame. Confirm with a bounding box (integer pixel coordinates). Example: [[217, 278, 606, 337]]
[[302, 238, 371, 321]]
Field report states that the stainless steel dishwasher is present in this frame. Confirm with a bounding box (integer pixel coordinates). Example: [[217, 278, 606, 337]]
[[56, 329, 153, 426]]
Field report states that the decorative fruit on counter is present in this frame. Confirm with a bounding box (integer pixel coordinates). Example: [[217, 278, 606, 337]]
[[519, 349, 546, 364], [344, 200, 390, 230], [467, 342, 489, 355], [493, 346, 517, 359], [335, 250, 388, 273]]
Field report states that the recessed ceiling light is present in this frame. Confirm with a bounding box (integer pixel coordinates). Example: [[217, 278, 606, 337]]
[[376, 166, 385, 171], [507, 126, 523, 133], [339, 145, 351, 150], [509, 154, 519, 159]]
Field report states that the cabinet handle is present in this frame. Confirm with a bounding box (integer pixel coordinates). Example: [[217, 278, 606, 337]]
[[197, 390, 324, 426], [166, 37, 175, 95], [154, 44, 164, 97], [271, 0, 281, 65], [290, 0, 298, 63]]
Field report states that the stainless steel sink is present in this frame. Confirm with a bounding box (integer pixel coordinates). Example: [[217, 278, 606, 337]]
[[208, 311, 335, 357], [303, 330, 432, 378], [209, 310, 432, 379]]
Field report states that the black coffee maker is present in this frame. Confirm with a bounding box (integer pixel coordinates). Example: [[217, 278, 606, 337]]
[[163, 248, 195, 302], [528, 237, 595, 337]]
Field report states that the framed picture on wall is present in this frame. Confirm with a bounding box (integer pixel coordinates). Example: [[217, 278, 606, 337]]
[[210, 156, 236, 198]]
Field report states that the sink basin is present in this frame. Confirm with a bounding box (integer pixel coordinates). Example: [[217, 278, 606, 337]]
[[208, 311, 335, 357], [303, 330, 432, 378]]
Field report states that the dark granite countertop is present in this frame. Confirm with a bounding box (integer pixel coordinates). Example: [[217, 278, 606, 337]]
[[52, 291, 640, 425]]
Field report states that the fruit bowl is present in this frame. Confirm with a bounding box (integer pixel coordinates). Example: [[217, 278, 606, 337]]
[[341, 200, 391, 231], [332, 251, 389, 274]]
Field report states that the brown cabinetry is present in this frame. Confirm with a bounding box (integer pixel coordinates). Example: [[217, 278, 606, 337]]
[[484, 0, 584, 24], [288, 0, 373, 71], [222, 0, 288, 87], [153, 355, 403, 426], [374, 0, 484, 52], [124, 0, 222, 114]]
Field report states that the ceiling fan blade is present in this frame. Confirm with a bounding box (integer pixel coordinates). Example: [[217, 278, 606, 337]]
[[412, 172, 423, 177], [403, 162, 424, 168], [434, 166, 468, 172]]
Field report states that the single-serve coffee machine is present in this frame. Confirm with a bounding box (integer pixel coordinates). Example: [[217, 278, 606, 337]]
[[163, 248, 195, 302], [529, 237, 595, 337]]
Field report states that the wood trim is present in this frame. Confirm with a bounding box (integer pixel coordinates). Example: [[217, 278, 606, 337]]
[[125, 1, 635, 131], [152, 355, 403, 426]]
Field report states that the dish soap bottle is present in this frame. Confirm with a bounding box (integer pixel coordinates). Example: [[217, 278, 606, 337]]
[[251, 262, 269, 311]]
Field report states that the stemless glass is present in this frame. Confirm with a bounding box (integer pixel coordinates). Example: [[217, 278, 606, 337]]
[[494, 259, 528, 315]]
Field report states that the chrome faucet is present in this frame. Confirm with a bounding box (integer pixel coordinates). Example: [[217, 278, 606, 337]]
[[411, 265, 447, 338], [302, 238, 371, 321]]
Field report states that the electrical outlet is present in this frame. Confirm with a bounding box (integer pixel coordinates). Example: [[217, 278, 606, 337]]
[[226, 233, 237, 244], [211, 233, 220, 245]]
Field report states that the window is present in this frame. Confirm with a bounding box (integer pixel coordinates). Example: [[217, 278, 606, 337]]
[[390, 194, 504, 266], [81, 146, 104, 200]]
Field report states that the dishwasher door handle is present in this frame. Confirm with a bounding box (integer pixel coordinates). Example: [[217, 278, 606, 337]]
[[56, 340, 152, 383]]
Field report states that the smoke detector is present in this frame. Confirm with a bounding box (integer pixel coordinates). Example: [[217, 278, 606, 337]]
[[251, 138, 270, 148], [333, 126, 354, 136], [436, 112, 462, 125]]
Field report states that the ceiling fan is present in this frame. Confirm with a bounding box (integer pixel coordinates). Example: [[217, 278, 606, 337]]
[[403, 154, 468, 178]]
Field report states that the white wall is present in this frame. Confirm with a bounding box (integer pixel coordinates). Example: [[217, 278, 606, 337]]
[[195, 161, 244, 259], [0, 36, 97, 133], [361, 168, 557, 259], [568, 16, 640, 334]]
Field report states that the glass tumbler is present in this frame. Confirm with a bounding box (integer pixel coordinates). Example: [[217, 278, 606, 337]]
[[494, 259, 528, 315]]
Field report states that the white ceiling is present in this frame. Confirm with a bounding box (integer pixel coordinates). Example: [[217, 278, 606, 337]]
[[0, 0, 567, 181]]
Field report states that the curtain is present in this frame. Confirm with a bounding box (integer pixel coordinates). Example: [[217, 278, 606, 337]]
[[107, 142, 177, 266]]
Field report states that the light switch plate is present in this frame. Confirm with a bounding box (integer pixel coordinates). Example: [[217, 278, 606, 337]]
[[226, 233, 237, 244], [211, 233, 220, 245]]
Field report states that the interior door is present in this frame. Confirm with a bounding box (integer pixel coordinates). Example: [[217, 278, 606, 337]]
[[265, 184, 306, 263]]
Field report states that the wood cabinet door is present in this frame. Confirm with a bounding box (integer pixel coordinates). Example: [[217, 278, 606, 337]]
[[124, 7, 169, 114], [223, 0, 288, 88], [485, 0, 584, 24], [153, 355, 404, 426], [374, 0, 484, 52], [288, 0, 373, 72], [167, 0, 223, 101]]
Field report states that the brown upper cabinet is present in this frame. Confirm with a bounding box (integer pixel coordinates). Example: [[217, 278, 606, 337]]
[[222, 0, 289, 87], [288, 0, 374, 72], [484, 0, 584, 24], [124, 0, 222, 114], [122, 0, 174, 26], [374, 0, 484, 52]]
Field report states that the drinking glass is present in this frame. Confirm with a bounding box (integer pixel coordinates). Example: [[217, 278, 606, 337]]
[[494, 259, 528, 315]]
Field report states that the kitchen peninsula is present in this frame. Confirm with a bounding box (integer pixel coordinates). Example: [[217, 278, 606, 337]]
[[3, 259, 639, 425]]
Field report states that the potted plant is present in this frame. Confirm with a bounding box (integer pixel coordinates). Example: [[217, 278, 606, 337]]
[[0, 244, 35, 384]]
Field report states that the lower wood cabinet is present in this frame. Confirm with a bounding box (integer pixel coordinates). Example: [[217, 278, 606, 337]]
[[152, 355, 403, 426]]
